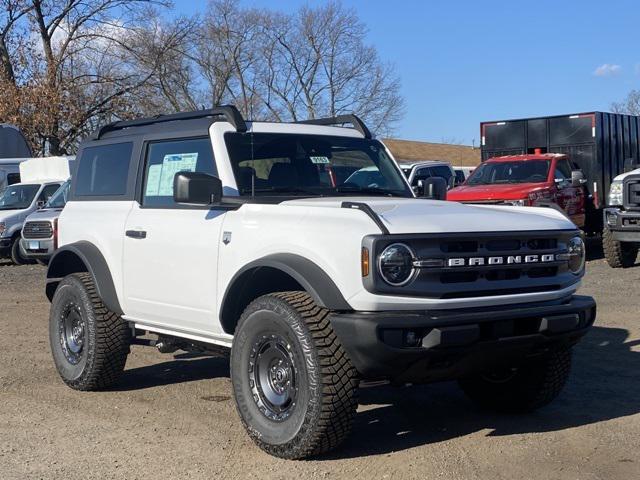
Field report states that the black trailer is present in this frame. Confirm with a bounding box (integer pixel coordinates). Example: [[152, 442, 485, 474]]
[[480, 112, 640, 232]]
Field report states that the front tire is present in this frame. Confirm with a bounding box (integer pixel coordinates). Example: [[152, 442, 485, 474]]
[[231, 292, 359, 459], [603, 228, 638, 268], [49, 273, 130, 390], [10, 237, 32, 265], [458, 347, 572, 413]]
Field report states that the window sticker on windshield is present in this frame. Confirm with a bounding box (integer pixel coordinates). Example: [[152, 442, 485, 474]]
[[310, 156, 330, 164], [145, 152, 198, 196]]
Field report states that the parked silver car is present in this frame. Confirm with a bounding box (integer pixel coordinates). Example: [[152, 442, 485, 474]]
[[20, 180, 69, 262]]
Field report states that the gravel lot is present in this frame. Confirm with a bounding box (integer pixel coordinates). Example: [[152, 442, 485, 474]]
[[1, 243, 639, 480]]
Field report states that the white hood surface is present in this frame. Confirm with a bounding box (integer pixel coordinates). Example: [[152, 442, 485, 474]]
[[613, 167, 640, 182], [282, 197, 576, 234]]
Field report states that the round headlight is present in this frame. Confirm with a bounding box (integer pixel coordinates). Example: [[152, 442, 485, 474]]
[[567, 236, 586, 274], [378, 243, 416, 286]]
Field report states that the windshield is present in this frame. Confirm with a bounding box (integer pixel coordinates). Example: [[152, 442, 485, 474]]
[[44, 181, 70, 209], [0, 184, 39, 210], [467, 160, 550, 185], [224, 133, 412, 198]]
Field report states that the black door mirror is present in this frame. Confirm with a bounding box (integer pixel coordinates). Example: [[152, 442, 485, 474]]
[[420, 176, 447, 201], [173, 172, 223, 205], [570, 170, 586, 188]]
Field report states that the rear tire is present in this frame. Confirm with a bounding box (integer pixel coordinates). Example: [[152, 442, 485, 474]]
[[603, 227, 638, 268], [231, 291, 359, 459], [458, 347, 572, 413], [49, 273, 130, 390]]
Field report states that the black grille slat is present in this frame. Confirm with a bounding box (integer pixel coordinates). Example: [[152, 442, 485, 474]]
[[23, 221, 53, 239]]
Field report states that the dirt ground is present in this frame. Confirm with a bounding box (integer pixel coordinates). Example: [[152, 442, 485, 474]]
[[1, 243, 639, 480]]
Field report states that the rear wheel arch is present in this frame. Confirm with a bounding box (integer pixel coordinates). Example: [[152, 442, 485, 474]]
[[46, 241, 123, 315], [220, 254, 352, 335]]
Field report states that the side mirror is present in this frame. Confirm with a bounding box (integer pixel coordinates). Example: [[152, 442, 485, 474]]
[[421, 177, 447, 201], [173, 171, 223, 205], [571, 170, 586, 187], [36, 200, 46, 209]]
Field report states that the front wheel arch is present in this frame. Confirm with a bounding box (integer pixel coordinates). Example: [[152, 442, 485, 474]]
[[219, 254, 352, 334]]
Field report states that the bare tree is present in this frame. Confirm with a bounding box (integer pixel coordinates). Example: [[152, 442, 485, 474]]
[[188, 0, 404, 135], [0, 0, 183, 155], [612, 90, 640, 116]]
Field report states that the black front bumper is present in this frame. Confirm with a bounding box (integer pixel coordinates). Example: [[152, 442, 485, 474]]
[[330, 295, 596, 383], [604, 208, 640, 242]]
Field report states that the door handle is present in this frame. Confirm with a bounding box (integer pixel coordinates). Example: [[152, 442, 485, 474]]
[[126, 230, 147, 239]]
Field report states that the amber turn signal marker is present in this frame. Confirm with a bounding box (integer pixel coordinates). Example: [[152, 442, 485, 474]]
[[361, 247, 370, 277]]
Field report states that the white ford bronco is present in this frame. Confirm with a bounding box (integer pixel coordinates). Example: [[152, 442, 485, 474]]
[[46, 107, 596, 459]]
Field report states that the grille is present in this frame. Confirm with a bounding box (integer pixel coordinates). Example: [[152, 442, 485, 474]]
[[365, 230, 578, 299], [23, 221, 53, 239], [625, 178, 640, 209]]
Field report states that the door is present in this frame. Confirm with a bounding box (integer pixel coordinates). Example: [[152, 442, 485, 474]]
[[553, 158, 585, 225], [123, 137, 226, 334]]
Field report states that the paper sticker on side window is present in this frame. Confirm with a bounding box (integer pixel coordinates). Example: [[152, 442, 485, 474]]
[[310, 156, 330, 164], [146, 153, 199, 196]]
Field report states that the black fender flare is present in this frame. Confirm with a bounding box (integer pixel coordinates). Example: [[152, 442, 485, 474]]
[[220, 253, 352, 332], [46, 241, 123, 315]]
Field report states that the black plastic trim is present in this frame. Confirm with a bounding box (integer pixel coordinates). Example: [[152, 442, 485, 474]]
[[91, 106, 247, 140], [341, 201, 389, 234], [46, 241, 123, 315], [220, 253, 351, 333], [330, 295, 596, 381], [297, 114, 372, 139]]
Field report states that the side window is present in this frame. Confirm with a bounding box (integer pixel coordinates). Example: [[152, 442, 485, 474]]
[[38, 184, 61, 203], [142, 137, 216, 207], [7, 173, 20, 185], [75, 142, 133, 196], [412, 167, 432, 186], [554, 159, 572, 185]]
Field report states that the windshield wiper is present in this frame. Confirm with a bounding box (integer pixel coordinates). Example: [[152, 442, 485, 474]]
[[335, 186, 406, 197]]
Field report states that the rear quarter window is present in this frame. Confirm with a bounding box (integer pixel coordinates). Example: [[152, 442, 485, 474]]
[[75, 142, 133, 197]]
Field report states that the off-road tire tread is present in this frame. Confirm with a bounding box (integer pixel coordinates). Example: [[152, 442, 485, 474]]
[[55, 273, 130, 391], [236, 291, 359, 459], [459, 347, 572, 413], [603, 227, 638, 268]]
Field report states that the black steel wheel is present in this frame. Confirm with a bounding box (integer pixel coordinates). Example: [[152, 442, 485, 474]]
[[231, 291, 359, 459], [250, 333, 299, 422], [49, 273, 130, 390]]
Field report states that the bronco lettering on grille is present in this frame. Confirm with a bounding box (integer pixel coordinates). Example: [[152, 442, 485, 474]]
[[447, 254, 557, 267]]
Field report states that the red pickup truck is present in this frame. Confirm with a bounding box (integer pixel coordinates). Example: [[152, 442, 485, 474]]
[[447, 153, 586, 227]]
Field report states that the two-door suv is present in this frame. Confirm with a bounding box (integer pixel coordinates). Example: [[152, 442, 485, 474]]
[[46, 107, 595, 459]]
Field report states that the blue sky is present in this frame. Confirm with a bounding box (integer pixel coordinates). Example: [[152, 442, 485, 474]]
[[173, 0, 640, 145]]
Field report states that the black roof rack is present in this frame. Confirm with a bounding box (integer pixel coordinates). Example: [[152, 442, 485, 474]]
[[297, 114, 372, 139], [91, 105, 248, 140]]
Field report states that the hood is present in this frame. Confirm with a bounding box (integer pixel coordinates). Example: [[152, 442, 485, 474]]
[[24, 208, 62, 222], [448, 183, 549, 201], [613, 167, 640, 182], [0, 208, 26, 223], [281, 197, 575, 234]]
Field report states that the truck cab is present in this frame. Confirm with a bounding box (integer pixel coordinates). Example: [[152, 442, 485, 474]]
[[448, 153, 587, 227]]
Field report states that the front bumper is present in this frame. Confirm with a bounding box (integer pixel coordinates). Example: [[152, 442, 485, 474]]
[[19, 237, 55, 259], [0, 237, 11, 256], [330, 295, 596, 383], [604, 208, 640, 242]]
